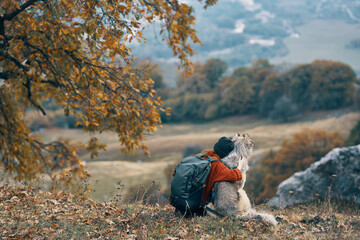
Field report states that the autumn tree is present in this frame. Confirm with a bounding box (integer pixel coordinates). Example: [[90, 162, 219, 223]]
[[232, 66, 254, 80], [219, 75, 255, 115], [282, 63, 313, 109], [135, 60, 165, 90], [202, 58, 228, 89], [176, 62, 211, 94], [309, 60, 356, 110], [176, 58, 227, 95], [258, 72, 283, 117], [0, 0, 218, 183], [231, 59, 275, 114], [283, 60, 356, 110]]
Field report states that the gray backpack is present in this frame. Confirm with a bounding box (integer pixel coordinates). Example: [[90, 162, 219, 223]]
[[169, 154, 218, 216]]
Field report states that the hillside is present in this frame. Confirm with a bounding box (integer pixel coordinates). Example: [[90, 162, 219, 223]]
[[1, 185, 359, 239], [35, 110, 360, 202]]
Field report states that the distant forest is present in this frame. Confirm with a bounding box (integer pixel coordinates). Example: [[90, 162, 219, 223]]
[[145, 58, 359, 123], [26, 58, 359, 130]]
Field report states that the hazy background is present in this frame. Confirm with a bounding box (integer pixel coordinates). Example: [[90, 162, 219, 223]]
[[131, 0, 360, 88]]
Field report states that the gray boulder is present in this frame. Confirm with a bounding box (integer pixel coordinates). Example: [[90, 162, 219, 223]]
[[268, 145, 360, 208]]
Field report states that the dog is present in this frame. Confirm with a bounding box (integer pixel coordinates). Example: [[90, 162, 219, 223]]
[[206, 133, 277, 226]]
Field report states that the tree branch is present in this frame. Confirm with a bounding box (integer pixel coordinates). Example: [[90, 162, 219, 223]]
[[23, 77, 47, 115], [0, 51, 29, 71], [0, 0, 40, 21]]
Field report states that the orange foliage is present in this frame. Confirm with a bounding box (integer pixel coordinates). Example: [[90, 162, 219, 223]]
[[256, 128, 344, 202], [0, 0, 216, 184]]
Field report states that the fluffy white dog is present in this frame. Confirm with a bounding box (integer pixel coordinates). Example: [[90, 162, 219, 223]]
[[206, 133, 277, 226]]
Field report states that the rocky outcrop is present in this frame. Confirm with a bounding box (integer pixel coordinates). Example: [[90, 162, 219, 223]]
[[268, 145, 360, 208]]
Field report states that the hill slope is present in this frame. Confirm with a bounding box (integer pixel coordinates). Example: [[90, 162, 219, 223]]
[[36, 111, 360, 202], [1, 185, 359, 239]]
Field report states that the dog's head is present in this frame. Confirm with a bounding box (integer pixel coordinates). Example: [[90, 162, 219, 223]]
[[230, 132, 254, 158], [221, 133, 254, 170]]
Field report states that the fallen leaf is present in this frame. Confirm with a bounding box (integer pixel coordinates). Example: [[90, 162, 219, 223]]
[[105, 219, 115, 225], [220, 216, 228, 222]]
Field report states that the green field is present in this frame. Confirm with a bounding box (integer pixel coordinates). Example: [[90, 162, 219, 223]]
[[271, 19, 360, 72], [35, 110, 360, 202]]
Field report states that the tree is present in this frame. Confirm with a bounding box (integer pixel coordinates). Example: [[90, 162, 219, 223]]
[[220, 75, 255, 115], [258, 72, 283, 117], [202, 58, 228, 89], [176, 59, 227, 95], [282, 63, 313, 110], [284, 60, 357, 110], [176, 65, 211, 94], [0, 0, 218, 183], [232, 66, 254, 80], [309, 60, 356, 110], [269, 96, 298, 122], [250, 59, 274, 113], [135, 60, 165, 90]]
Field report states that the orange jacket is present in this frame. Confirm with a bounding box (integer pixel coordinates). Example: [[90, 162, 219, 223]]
[[198, 150, 242, 202]]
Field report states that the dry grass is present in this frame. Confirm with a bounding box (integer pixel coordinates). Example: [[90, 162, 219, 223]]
[[35, 111, 360, 201], [85, 161, 169, 202], [1, 185, 359, 239]]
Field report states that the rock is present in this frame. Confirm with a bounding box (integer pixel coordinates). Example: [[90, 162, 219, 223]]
[[268, 145, 360, 208]]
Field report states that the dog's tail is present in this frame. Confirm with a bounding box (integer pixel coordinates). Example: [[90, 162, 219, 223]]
[[242, 209, 278, 226]]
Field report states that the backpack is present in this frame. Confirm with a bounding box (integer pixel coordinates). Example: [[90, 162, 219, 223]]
[[169, 154, 218, 216]]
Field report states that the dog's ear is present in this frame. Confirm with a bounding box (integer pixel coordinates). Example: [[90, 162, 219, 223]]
[[231, 132, 241, 142]]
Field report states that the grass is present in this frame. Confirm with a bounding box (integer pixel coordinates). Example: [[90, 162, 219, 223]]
[[1, 184, 359, 239]]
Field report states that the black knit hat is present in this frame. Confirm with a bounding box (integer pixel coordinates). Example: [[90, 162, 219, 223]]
[[214, 137, 234, 158]]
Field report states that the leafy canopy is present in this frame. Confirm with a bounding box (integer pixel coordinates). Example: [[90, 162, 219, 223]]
[[0, 0, 218, 182]]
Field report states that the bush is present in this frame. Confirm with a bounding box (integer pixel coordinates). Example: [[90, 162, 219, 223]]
[[249, 129, 344, 203], [346, 120, 360, 146], [244, 150, 276, 202]]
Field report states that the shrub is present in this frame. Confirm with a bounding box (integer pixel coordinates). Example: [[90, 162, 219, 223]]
[[249, 129, 344, 203], [244, 150, 276, 202], [346, 120, 360, 146]]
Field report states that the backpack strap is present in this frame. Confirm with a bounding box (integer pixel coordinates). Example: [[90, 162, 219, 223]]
[[195, 154, 219, 163]]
